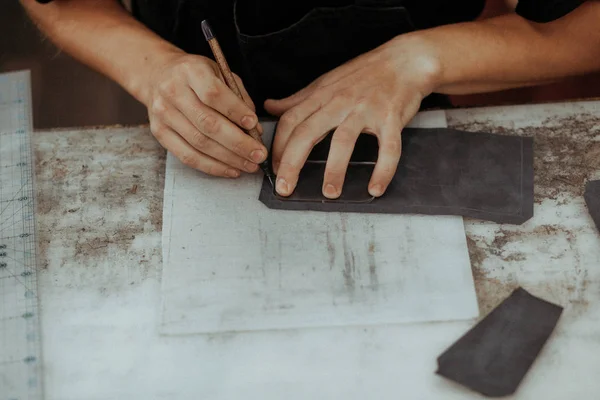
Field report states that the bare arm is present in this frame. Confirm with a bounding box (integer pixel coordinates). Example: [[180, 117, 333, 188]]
[[21, 0, 179, 104], [265, 2, 600, 199], [21, 0, 268, 178], [423, 2, 600, 94]]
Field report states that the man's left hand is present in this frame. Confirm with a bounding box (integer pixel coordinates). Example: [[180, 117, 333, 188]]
[[265, 36, 440, 199]]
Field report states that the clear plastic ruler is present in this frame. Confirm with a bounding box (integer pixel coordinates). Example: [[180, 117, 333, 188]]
[[0, 71, 44, 400]]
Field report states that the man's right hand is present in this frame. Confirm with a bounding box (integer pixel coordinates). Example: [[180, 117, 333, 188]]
[[146, 53, 267, 178], [21, 0, 266, 178]]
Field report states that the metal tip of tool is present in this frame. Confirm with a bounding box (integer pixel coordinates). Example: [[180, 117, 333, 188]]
[[201, 20, 215, 41], [259, 161, 275, 187], [266, 173, 275, 187]]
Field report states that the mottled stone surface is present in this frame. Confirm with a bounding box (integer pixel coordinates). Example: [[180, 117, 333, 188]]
[[34, 101, 600, 399]]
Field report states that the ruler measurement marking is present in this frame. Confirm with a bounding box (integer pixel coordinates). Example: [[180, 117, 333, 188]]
[[0, 213, 35, 235], [0, 257, 31, 290], [0, 72, 44, 400], [0, 184, 27, 217], [0, 197, 31, 204], [0, 246, 34, 256]]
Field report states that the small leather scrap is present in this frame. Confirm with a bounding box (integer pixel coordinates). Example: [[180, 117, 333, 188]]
[[436, 288, 563, 398], [259, 128, 534, 224], [584, 180, 600, 232]]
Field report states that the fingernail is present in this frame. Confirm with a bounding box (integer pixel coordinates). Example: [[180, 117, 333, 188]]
[[226, 169, 240, 178], [276, 178, 290, 195], [369, 184, 384, 197], [244, 160, 258, 172], [323, 183, 339, 199], [241, 115, 257, 130], [250, 150, 265, 163]]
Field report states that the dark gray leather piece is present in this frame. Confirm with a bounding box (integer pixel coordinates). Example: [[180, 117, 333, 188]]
[[259, 128, 534, 224], [436, 288, 563, 398], [585, 180, 600, 232]]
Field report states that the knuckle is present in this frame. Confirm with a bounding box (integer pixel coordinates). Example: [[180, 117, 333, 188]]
[[231, 140, 248, 156], [279, 159, 301, 172], [382, 138, 402, 155], [293, 122, 310, 137], [382, 165, 397, 176], [294, 123, 320, 145], [206, 164, 224, 177], [376, 161, 398, 178], [158, 80, 177, 99], [148, 118, 159, 133], [152, 127, 167, 140], [181, 58, 211, 80], [225, 107, 236, 119], [151, 98, 167, 116], [180, 153, 198, 169], [179, 60, 196, 75], [326, 164, 347, 177], [354, 96, 370, 109], [382, 108, 401, 123], [191, 132, 210, 150], [196, 112, 220, 135], [272, 164, 281, 174], [280, 111, 299, 129], [333, 128, 357, 145], [202, 85, 221, 104]]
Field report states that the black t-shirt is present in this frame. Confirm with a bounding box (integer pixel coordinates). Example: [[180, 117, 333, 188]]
[[33, 0, 586, 24], [126, 0, 585, 45]]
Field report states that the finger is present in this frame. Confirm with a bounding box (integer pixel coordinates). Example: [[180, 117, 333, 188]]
[[369, 121, 403, 197], [188, 73, 258, 131], [272, 93, 330, 174], [274, 102, 343, 197], [160, 106, 259, 173], [169, 87, 268, 164], [150, 120, 241, 178], [264, 83, 318, 116], [323, 113, 363, 199], [264, 58, 366, 116]]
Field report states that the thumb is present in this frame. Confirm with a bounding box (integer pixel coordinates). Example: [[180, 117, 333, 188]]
[[264, 85, 314, 116]]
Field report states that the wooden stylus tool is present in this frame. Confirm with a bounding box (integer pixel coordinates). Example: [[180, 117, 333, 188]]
[[201, 19, 275, 186]]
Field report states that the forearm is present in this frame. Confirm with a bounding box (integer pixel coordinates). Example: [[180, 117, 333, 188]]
[[400, 2, 600, 95], [20, 0, 185, 104]]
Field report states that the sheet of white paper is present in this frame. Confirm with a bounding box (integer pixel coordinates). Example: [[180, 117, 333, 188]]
[[160, 110, 478, 335]]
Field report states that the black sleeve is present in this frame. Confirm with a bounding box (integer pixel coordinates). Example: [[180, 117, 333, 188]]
[[516, 0, 586, 22]]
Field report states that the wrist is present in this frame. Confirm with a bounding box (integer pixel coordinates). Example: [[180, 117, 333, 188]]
[[387, 33, 445, 96], [126, 45, 186, 105]]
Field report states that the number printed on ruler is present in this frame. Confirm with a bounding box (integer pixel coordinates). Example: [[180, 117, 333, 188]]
[[0, 71, 44, 400]]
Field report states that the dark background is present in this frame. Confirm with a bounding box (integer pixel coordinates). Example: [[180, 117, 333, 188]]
[[1, 1, 147, 129]]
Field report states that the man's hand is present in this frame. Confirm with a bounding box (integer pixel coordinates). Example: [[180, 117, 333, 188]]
[[147, 53, 267, 178], [265, 36, 440, 199], [21, 0, 270, 178]]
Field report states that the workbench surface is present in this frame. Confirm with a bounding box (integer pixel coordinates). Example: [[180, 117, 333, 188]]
[[34, 101, 600, 399]]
